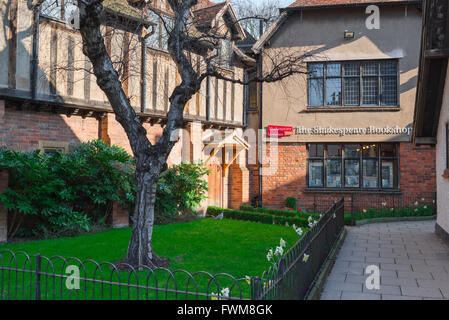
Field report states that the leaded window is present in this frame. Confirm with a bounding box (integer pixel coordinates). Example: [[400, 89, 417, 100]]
[[308, 60, 399, 107], [307, 143, 399, 190]]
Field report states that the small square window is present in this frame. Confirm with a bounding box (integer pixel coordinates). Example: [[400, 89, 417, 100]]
[[39, 141, 69, 154]]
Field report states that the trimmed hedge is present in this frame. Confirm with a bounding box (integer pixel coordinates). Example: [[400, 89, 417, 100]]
[[239, 205, 255, 212], [207, 206, 310, 228]]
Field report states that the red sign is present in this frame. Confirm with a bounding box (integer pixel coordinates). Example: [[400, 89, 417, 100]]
[[267, 125, 294, 138]]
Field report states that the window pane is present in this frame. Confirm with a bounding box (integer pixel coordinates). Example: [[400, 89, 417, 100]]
[[362, 61, 378, 75], [309, 161, 324, 187], [382, 160, 397, 188], [344, 78, 360, 106], [381, 144, 396, 157], [309, 144, 324, 157], [345, 159, 359, 187], [326, 78, 342, 106], [41, 0, 62, 19], [326, 159, 341, 188], [344, 145, 360, 158], [381, 76, 398, 105], [64, 0, 78, 21], [380, 60, 397, 75], [362, 77, 378, 105], [362, 159, 378, 188], [308, 79, 324, 106], [362, 144, 377, 157], [327, 145, 342, 157], [308, 63, 324, 77], [327, 63, 341, 77], [344, 62, 360, 76]]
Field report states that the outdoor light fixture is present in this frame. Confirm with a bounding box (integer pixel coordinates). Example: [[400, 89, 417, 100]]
[[344, 30, 355, 39]]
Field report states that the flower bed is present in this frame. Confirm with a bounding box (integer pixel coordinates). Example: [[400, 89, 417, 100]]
[[344, 203, 435, 225]]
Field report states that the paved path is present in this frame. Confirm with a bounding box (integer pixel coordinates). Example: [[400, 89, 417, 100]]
[[320, 220, 449, 300]]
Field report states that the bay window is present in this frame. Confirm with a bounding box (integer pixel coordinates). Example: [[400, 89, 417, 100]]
[[307, 143, 399, 190]]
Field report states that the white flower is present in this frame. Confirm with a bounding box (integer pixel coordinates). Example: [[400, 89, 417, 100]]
[[308, 222, 313, 228], [308, 216, 313, 223], [295, 227, 303, 236], [319, 214, 323, 219], [221, 287, 230, 297], [363, 209, 367, 213], [245, 276, 251, 285], [333, 213, 336, 219], [433, 200, 435, 204], [280, 238, 286, 248], [414, 208, 418, 212], [211, 292, 219, 300], [421, 198, 425, 201], [415, 201, 419, 206], [266, 249, 273, 261], [292, 224, 297, 230], [303, 254, 309, 263], [424, 205, 427, 209], [390, 208, 394, 212], [274, 246, 284, 257], [382, 202, 387, 207]]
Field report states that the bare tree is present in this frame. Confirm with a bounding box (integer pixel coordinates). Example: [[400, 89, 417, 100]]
[[71, 0, 309, 268], [232, 0, 280, 38]]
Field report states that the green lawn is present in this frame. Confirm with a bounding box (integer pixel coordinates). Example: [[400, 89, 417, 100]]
[[0, 218, 300, 300]]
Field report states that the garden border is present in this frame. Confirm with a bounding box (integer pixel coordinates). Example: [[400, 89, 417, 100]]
[[353, 215, 436, 226]]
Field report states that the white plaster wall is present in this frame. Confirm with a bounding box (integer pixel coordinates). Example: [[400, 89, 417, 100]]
[[437, 63, 449, 234]]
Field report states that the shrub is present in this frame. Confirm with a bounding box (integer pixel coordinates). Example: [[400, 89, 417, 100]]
[[0, 140, 135, 238], [239, 205, 254, 212], [155, 162, 209, 219], [285, 197, 296, 210]]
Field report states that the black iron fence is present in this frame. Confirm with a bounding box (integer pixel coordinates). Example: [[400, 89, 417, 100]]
[[0, 200, 346, 300], [251, 198, 345, 300], [0, 250, 251, 300]]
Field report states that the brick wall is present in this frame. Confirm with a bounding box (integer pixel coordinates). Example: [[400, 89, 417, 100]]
[[259, 142, 436, 212], [0, 170, 8, 243]]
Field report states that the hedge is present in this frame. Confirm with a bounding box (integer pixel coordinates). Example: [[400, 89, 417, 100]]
[[207, 206, 310, 228]]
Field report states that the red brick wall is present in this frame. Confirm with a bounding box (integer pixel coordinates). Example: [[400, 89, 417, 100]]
[[259, 142, 436, 212], [0, 105, 98, 151]]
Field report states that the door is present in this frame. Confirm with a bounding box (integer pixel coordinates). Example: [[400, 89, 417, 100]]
[[207, 163, 222, 207]]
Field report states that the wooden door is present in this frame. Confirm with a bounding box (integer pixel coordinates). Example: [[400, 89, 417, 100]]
[[207, 164, 222, 207]]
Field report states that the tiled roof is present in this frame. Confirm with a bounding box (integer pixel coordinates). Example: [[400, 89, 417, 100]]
[[193, 1, 227, 30], [288, 0, 421, 8]]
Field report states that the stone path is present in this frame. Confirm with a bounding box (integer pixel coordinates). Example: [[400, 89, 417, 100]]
[[320, 220, 449, 300]]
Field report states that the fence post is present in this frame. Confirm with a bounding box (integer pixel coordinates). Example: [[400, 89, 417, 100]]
[[35, 254, 41, 300], [251, 277, 259, 300]]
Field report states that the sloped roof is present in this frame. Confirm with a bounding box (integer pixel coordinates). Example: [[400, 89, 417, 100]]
[[103, 0, 153, 25], [287, 0, 421, 9]]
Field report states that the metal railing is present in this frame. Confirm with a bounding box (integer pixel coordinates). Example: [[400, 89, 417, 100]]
[[251, 198, 345, 300], [1, 200, 346, 301], [0, 250, 250, 300]]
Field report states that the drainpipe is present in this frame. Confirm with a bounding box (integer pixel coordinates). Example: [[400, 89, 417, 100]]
[[206, 75, 211, 121], [30, 4, 40, 100], [140, 25, 155, 113], [258, 19, 264, 207]]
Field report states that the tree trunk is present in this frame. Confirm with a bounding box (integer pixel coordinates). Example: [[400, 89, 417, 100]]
[[125, 169, 159, 268]]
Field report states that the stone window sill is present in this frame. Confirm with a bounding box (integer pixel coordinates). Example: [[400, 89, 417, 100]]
[[304, 106, 401, 113]]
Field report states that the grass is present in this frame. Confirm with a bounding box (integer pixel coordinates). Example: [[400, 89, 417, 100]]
[[344, 205, 435, 225], [0, 218, 301, 300]]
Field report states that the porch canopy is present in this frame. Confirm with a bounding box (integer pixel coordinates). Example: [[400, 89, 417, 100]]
[[204, 132, 249, 171]]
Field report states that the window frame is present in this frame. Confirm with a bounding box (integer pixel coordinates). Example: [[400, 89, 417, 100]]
[[307, 59, 400, 108], [306, 143, 400, 191], [446, 123, 449, 170]]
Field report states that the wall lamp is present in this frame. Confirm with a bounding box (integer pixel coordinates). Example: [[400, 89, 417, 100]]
[[344, 30, 355, 39]]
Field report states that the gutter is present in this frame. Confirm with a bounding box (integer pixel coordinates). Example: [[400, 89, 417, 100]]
[[30, 4, 40, 100]]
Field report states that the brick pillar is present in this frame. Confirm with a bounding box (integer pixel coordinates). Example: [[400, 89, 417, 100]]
[[229, 164, 250, 209], [111, 202, 129, 228], [0, 170, 9, 243]]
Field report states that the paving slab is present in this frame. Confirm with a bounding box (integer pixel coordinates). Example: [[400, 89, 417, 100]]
[[320, 220, 449, 300]]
